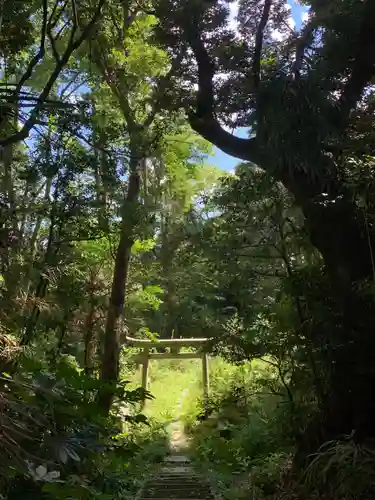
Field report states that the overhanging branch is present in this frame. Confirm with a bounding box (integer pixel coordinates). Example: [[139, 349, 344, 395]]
[[183, 22, 260, 162], [252, 0, 272, 89], [291, 20, 314, 79]]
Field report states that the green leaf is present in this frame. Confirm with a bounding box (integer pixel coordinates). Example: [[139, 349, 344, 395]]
[[66, 446, 81, 462], [131, 238, 157, 254], [58, 447, 68, 464], [125, 413, 150, 425]]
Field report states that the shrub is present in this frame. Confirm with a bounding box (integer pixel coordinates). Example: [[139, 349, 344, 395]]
[[0, 352, 168, 499], [302, 435, 375, 500], [185, 359, 296, 499]]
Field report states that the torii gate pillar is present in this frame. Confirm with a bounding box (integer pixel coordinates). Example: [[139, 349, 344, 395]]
[[140, 347, 150, 393], [202, 353, 209, 401]]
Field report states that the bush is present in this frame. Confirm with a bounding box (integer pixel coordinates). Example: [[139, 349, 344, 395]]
[[0, 352, 168, 499], [185, 358, 296, 499], [302, 435, 375, 500]]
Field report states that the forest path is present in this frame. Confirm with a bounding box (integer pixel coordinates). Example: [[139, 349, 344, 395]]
[[137, 388, 216, 500]]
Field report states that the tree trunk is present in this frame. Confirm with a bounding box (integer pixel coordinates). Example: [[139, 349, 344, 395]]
[[185, 12, 375, 458], [23, 176, 53, 304], [97, 155, 141, 414], [0, 107, 19, 304], [92, 107, 109, 233], [56, 311, 71, 356], [266, 170, 375, 464], [84, 274, 97, 374], [197, 123, 375, 448], [0, 105, 17, 232], [21, 211, 60, 345], [190, 117, 375, 451]]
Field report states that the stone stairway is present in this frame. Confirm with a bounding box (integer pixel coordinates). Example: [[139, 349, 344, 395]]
[[137, 387, 215, 500], [138, 453, 215, 500]]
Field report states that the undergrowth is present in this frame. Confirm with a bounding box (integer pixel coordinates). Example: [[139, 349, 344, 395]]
[[0, 346, 169, 500], [122, 354, 203, 422], [165, 357, 375, 500], [11, 347, 371, 500], [182, 359, 295, 500]]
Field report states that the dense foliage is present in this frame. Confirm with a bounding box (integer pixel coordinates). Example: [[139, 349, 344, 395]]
[[1, 0, 375, 498]]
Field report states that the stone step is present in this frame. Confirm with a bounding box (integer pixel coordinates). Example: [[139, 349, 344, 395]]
[[143, 484, 212, 490], [141, 492, 212, 498], [154, 473, 200, 477], [140, 494, 213, 500], [137, 402, 215, 500], [154, 478, 203, 484], [138, 453, 215, 500], [164, 456, 190, 463]]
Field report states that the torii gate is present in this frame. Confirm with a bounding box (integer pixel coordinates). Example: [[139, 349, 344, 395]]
[[125, 336, 210, 404]]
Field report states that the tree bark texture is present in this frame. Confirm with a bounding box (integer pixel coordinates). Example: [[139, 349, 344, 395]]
[[97, 155, 141, 414]]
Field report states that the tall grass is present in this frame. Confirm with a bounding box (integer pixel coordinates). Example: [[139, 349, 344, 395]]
[[122, 357, 201, 422], [182, 358, 296, 499], [121, 353, 251, 424]]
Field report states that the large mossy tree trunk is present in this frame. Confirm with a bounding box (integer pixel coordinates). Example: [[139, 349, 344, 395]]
[[182, 19, 375, 455], [277, 155, 375, 452], [292, 191, 375, 457], [97, 154, 141, 414]]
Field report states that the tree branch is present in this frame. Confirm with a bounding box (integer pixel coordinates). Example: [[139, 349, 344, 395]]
[[71, 0, 79, 28], [141, 52, 185, 129], [59, 72, 81, 97], [291, 20, 314, 80], [0, 0, 107, 148], [91, 41, 137, 131], [47, 31, 61, 63], [47, 1, 64, 65], [15, 0, 49, 92], [48, 0, 68, 31], [339, 0, 375, 121], [183, 22, 260, 162], [252, 0, 272, 89]]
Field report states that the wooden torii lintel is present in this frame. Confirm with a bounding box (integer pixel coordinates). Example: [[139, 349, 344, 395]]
[[125, 336, 208, 348], [125, 335, 210, 405]]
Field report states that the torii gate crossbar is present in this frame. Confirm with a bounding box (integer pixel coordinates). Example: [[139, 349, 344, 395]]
[[125, 336, 210, 404]]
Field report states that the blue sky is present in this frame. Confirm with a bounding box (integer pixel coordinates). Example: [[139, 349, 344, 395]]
[[210, 0, 309, 172]]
